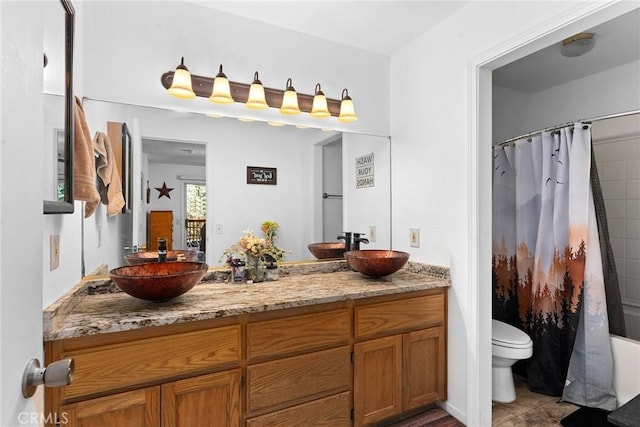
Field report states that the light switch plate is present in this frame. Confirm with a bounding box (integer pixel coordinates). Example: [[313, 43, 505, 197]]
[[409, 228, 420, 248], [50, 234, 60, 271], [369, 226, 376, 242]]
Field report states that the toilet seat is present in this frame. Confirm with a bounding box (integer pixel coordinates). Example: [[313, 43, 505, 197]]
[[492, 319, 532, 348]]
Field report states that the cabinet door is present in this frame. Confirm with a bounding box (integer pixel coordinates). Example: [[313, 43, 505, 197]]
[[61, 386, 159, 427], [403, 326, 446, 410], [161, 369, 241, 427], [148, 210, 173, 250], [353, 335, 403, 426]]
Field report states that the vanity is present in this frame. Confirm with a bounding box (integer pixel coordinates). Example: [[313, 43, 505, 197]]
[[43, 261, 449, 426]]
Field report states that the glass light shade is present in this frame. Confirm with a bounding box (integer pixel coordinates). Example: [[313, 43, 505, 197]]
[[310, 83, 330, 118], [561, 33, 596, 58], [279, 78, 300, 115], [167, 57, 195, 99], [209, 64, 234, 104], [268, 121, 286, 127], [338, 89, 357, 122], [246, 72, 268, 109]]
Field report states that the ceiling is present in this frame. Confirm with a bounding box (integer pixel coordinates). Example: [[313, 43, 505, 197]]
[[493, 8, 640, 94], [187, 1, 469, 56]]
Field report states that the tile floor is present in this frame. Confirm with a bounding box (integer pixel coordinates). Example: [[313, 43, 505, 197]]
[[492, 376, 578, 426]]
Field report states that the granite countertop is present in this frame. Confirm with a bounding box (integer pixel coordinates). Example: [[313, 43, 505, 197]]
[[44, 260, 450, 341]]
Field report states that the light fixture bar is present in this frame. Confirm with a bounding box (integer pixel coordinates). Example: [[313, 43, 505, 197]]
[[161, 71, 342, 117]]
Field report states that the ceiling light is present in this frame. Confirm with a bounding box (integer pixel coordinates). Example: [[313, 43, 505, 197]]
[[209, 64, 234, 104], [246, 71, 268, 109], [167, 57, 196, 99], [561, 32, 596, 58], [279, 78, 301, 115], [338, 88, 358, 123], [268, 121, 287, 127]]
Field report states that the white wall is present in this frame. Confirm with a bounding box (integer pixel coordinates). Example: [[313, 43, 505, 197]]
[[493, 60, 640, 143], [593, 115, 640, 341], [80, 1, 390, 137], [390, 1, 597, 425]]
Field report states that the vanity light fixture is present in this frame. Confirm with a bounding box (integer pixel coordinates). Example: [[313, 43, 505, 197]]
[[167, 57, 196, 99], [310, 83, 330, 118], [279, 78, 301, 115], [209, 64, 234, 104], [161, 62, 356, 121], [338, 88, 358, 122], [246, 72, 268, 109]]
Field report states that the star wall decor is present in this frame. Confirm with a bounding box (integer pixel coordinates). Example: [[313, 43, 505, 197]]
[[155, 182, 174, 199]]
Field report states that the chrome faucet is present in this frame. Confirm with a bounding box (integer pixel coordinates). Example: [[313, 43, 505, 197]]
[[351, 233, 370, 251], [337, 232, 352, 253]]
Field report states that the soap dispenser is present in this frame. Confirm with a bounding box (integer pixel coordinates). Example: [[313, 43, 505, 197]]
[[157, 238, 167, 263]]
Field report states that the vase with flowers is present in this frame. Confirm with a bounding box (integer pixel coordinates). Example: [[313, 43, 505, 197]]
[[221, 224, 287, 283]]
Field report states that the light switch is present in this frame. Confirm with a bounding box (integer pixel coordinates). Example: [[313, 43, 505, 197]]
[[50, 234, 60, 271], [409, 228, 420, 248]]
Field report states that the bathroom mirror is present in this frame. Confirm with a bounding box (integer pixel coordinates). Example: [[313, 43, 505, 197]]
[[43, 0, 74, 214], [80, 99, 391, 268]]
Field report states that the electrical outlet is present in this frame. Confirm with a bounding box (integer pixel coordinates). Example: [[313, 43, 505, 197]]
[[215, 224, 223, 234], [409, 228, 420, 248], [50, 234, 60, 271], [369, 226, 376, 242]]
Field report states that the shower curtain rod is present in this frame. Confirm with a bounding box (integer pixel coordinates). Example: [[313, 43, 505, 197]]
[[495, 109, 640, 147]]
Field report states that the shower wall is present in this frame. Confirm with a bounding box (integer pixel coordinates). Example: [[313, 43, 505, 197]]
[[592, 115, 640, 341]]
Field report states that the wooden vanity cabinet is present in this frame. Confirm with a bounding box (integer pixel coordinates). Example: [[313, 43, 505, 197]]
[[46, 287, 447, 427], [353, 293, 447, 426], [45, 324, 241, 427]]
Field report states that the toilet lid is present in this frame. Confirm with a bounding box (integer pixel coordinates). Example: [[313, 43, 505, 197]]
[[492, 319, 532, 348]]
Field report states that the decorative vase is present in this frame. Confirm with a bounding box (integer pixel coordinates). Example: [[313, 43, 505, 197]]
[[245, 255, 265, 283]]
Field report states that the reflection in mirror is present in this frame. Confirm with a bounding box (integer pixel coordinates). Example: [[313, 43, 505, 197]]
[[81, 100, 390, 270], [43, 0, 74, 214]]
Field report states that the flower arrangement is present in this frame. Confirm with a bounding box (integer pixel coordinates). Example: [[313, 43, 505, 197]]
[[220, 221, 288, 265]]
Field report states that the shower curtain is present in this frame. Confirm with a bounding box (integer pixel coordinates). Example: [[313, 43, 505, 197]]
[[492, 123, 617, 410]]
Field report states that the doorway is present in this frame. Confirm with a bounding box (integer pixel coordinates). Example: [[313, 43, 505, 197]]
[[184, 182, 206, 252], [322, 136, 343, 242]]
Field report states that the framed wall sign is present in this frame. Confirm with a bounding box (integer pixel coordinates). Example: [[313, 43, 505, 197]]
[[247, 166, 277, 185]]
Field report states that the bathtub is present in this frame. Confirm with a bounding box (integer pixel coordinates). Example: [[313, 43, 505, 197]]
[[610, 334, 640, 406]]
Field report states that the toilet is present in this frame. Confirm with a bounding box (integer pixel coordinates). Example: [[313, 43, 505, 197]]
[[492, 319, 533, 403]]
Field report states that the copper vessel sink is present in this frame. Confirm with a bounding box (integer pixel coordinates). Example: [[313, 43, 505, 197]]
[[125, 249, 199, 265], [109, 261, 208, 302], [308, 242, 346, 259], [344, 250, 410, 277]]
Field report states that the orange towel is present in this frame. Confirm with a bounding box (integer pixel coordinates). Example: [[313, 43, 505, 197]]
[[73, 97, 100, 218], [94, 132, 125, 216]]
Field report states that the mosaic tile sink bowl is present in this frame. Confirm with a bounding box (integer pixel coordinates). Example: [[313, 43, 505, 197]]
[[344, 250, 410, 277], [109, 261, 208, 302]]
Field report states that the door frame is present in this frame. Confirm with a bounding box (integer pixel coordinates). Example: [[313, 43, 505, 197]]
[[468, 2, 639, 426]]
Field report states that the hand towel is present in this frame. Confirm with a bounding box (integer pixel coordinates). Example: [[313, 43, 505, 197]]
[[93, 132, 125, 216], [73, 96, 100, 218]]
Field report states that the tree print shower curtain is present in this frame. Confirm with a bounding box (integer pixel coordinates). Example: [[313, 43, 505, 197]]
[[492, 124, 617, 410]]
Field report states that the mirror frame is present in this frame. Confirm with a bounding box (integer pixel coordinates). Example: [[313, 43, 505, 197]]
[[121, 122, 133, 213], [44, 0, 75, 214]]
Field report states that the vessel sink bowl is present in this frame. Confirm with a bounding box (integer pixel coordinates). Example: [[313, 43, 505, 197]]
[[109, 261, 208, 302], [344, 250, 410, 277], [125, 249, 199, 265], [308, 242, 346, 259]]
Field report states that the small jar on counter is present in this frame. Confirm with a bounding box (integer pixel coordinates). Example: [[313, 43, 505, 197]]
[[157, 238, 167, 263], [264, 263, 279, 281]]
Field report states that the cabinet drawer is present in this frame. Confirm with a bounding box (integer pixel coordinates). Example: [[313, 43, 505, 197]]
[[246, 391, 350, 427], [355, 294, 444, 339], [247, 346, 350, 414], [247, 309, 349, 361], [62, 325, 241, 401]]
